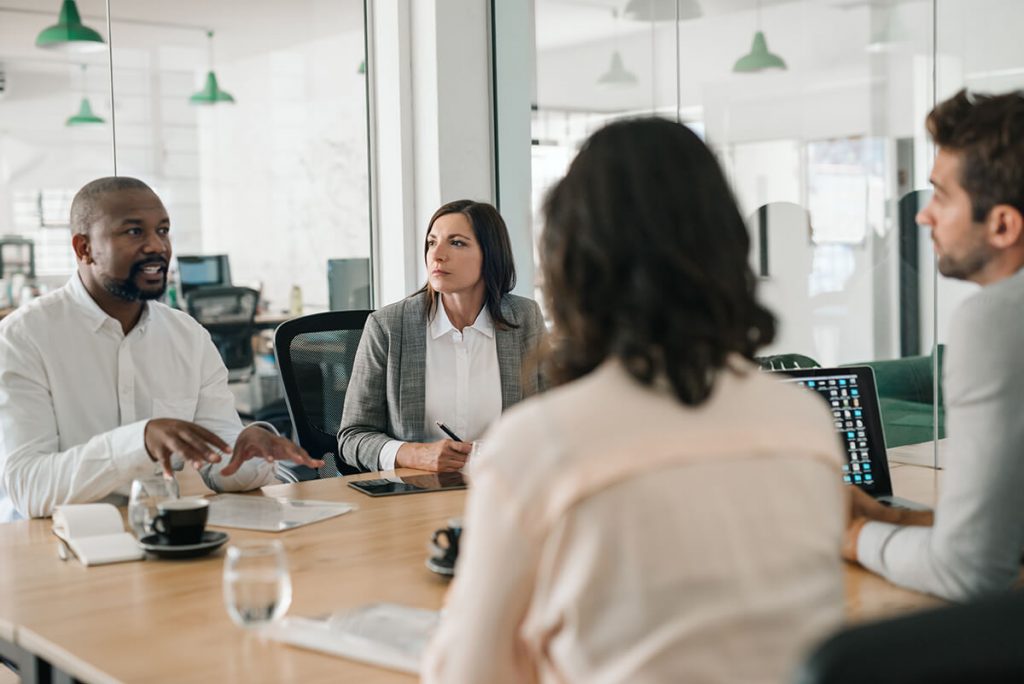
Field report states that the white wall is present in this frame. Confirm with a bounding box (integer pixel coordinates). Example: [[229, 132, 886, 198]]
[[0, 60, 115, 235], [197, 32, 370, 311], [370, 0, 496, 305], [0, 1, 371, 313]]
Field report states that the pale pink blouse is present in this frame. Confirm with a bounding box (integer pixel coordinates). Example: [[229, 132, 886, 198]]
[[423, 359, 846, 684]]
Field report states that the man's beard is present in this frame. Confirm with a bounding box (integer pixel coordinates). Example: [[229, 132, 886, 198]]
[[937, 241, 992, 281], [101, 257, 168, 302]]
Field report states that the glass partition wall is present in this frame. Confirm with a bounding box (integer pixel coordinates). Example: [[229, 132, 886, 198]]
[[0, 0, 371, 314], [531, 0, 1024, 455]]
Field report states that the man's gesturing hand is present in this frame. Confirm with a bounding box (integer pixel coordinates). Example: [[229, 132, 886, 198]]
[[217, 425, 324, 477], [144, 418, 231, 478]]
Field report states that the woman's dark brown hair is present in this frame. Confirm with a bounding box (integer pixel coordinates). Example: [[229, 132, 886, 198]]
[[540, 117, 775, 406], [418, 200, 518, 329]]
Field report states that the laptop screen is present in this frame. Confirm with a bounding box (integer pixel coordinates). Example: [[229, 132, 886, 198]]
[[772, 366, 894, 497]]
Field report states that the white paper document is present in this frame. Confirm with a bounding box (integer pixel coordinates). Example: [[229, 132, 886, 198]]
[[206, 494, 356, 531], [52, 503, 145, 566], [263, 603, 440, 674]]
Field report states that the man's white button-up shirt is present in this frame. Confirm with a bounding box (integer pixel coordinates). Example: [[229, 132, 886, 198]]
[[0, 274, 274, 521]]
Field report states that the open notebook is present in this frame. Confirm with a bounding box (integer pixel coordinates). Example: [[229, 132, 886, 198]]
[[52, 504, 144, 566], [263, 603, 439, 674]]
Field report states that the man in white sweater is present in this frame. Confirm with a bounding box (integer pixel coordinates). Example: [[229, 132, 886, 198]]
[[844, 90, 1024, 600], [0, 177, 321, 521]]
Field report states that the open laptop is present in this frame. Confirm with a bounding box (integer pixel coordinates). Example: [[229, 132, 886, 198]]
[[773, 366, 929, 510]]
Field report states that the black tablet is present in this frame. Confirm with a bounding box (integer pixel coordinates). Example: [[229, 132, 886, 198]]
[[347, 472, 467, 497]]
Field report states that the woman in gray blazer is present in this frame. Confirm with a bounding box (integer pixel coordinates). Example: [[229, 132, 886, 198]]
[[338, 200, 545, 472]]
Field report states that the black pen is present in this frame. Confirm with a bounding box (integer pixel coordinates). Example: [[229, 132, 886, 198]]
[[435, 421, 463, 442]]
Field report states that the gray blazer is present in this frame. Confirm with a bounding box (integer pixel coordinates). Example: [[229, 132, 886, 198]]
[[338, 293, 545, 471]]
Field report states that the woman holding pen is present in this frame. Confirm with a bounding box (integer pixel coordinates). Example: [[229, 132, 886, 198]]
[[337, 200, 545, 473]]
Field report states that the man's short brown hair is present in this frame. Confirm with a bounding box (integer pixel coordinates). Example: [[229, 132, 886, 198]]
[[926, 89, 1024, 222]]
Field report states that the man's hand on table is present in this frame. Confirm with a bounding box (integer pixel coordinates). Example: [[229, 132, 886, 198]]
[[145, 420, 323, 478], [843, 486, 935, 563], [145, 418, 231, 478], [218, 424, 324, 476]]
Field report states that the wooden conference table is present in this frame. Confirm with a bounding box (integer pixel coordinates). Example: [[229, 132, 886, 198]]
[[0, 462, 945, 684]]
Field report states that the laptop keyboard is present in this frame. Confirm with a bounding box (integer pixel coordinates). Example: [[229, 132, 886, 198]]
[[878, 499, 916, 511]]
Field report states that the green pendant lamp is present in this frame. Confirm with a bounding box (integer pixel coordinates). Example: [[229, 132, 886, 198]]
[[624, 0, 702, 22], [66, 65, 105, 126], [190, 71, 235, 104], [598, 51, 638, 86], [598, 9, 638, 88], [67, 98, 105, 126], [733, 1, 787, 73], [36, 0, 106, 53], [190, 31, 235, 105]]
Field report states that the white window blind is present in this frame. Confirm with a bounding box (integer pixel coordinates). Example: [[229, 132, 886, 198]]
[[11, 189, 76, 276]]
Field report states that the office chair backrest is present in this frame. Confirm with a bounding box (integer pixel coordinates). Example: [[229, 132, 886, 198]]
[[794, 590, 1024, 684], [756, 353, 820, 371], [275, 310, 372, 478], [185, 286, 260, 372]]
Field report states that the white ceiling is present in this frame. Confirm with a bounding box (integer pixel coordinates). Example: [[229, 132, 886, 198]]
[[2, 0, 902, 59], [534, 0, 895, 50], [0, 0, 365, 67]]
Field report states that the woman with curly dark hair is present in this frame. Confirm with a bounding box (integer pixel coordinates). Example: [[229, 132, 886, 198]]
[[424, 118, 846, 684]]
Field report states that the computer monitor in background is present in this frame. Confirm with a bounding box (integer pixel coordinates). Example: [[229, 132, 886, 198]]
[[328, 258, 371, 311], [178, 255, 232, 297]]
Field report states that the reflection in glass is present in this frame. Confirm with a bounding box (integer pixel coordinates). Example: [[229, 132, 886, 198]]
[[527, 0, 1024, 450]]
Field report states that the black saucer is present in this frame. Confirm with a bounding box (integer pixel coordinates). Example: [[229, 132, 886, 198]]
[[425, 554, 456, 577], [139, 531, 229, 559]]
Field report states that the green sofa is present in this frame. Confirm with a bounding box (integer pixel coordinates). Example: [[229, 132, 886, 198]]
[[846, 347, 945, 447], [758, 348, 946, 448]]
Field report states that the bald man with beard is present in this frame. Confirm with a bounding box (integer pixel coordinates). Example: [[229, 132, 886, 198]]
[[0, 176, 321, 521]]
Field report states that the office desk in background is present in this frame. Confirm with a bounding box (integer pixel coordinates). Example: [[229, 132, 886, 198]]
[[254, 312, 294, 330], [0, 463, 946, 684]]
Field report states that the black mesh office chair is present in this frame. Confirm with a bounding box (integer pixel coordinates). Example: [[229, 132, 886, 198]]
[[185, 286, 261, 382], [275, 310, 372, 478], [756, 353, 821, 370], [794, 590, 1024, 684]]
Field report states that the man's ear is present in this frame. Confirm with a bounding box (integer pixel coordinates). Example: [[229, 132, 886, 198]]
[[987, 204, 1024, 249], [71, 232, 92, 264]]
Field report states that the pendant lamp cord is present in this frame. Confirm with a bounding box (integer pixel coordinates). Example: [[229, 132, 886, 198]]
[[105, 0, 117, 176], [613, 8, 620, 52], [675, 0, 681, 123], [647, 11, 655, 113], [931, 0, 939, 471]]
